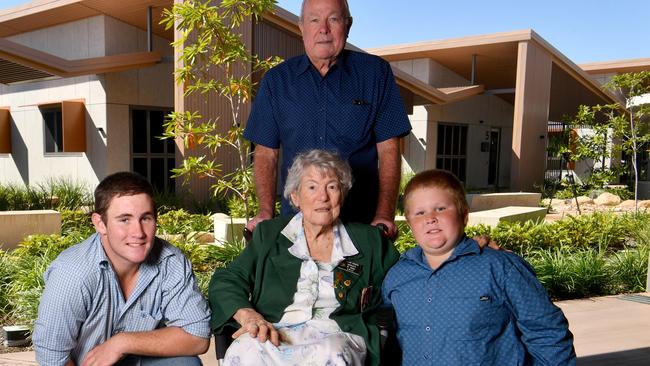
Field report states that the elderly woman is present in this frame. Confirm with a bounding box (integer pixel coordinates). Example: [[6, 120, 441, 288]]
[[209, 149, 399, 366]]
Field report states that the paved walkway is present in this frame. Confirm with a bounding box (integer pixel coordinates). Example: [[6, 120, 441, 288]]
[[2, 293, 649, 365]]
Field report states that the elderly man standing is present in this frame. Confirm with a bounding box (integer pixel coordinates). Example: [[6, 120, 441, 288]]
[[244, 0, 411, 238]]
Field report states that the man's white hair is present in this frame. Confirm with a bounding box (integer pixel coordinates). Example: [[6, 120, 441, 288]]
[[299, 0, 351, 22]]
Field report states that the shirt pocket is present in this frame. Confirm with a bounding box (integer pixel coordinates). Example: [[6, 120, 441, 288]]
[[123, 308, 163, 332], [331, 103, 373, 146], [442, 295, 502, 341]]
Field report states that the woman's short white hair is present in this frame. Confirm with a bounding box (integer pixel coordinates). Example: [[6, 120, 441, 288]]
[[283, 149, 353, 209]]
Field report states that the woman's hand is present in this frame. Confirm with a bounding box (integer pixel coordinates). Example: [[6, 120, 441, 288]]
[[232, 308, 281, 346]]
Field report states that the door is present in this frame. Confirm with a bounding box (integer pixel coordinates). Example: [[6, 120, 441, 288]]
[[488, 128, 501, 187]]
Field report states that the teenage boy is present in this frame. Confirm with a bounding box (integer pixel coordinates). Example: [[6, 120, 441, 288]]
[[33, 172, 211, 366]]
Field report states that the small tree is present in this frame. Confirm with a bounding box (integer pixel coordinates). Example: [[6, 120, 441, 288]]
[[566, 71, 650, 210], [161, 0, 281, 219]]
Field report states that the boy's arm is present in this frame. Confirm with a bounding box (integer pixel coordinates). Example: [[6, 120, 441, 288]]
[[83, 249, 211, 365], [503, 256, 576, 365], [80, 327, 209, 366], [33, 264, 89, 366]]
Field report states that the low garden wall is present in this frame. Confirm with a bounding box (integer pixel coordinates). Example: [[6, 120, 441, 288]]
[[466, 192, 541, 212], [0, 210, 61, 251]]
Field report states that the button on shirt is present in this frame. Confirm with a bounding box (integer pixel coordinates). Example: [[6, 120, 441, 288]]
[[382, 237, 576, 366], [33, 233, 211, 366], [244, 50, 412, 223]]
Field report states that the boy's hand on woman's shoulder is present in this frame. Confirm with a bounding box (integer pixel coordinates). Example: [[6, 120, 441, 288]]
[[473, 235, 509, 251]]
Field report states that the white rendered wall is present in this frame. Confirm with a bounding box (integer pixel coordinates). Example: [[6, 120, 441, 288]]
[[0, 74, 106, 186], [393, 59, 514, 189]]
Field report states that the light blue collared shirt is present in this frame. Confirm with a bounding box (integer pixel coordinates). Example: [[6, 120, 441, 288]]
[[33, 233, 211, 366]]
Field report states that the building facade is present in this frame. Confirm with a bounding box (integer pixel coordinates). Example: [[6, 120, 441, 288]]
[[0, 0, 647, 202]]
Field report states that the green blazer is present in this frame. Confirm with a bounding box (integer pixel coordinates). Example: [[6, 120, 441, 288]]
[[208, 216, 399, 366]]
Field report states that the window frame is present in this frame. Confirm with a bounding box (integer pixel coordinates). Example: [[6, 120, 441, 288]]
[[39, 100, 86, 155]]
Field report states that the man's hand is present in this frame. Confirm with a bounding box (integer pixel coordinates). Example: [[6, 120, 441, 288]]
[[371, 217, 398, 240], [232, 308, 280, 346], [81, 334, 126, 366], [245, 210, 273, 232]]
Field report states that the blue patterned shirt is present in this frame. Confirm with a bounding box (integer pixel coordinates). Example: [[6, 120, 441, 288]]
[[33, 233, 211, 366], [244, 49, 411, 223], [382, 236, 576, 365]]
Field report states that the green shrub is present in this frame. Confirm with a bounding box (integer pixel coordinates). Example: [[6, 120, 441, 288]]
[[0, 178, 92, 211], [220, 195, 281, 219], [40, 177, 93, 211], [0, 250, 15, 321], [0, 184, 49, 210], [1, 234, 80, 326], [60, 210, 94, 237], [486, 220, 550, 254], [225, 195, 259, 218], [393, 221, 416, 253], [527, 246, 611, 300], [157, 209, 213, 235], [204, 240, 246, 268], [608, 245, 649, 293], [168, 237, 221, 273], [168, 237, 245, 297], [550, 212, 628, 250]]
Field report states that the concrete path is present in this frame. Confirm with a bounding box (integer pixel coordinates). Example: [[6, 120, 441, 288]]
[[2, 293, 649, 365]]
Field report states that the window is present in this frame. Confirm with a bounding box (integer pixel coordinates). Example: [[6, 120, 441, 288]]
[[0, 108, 10, 153], [43, 107, 63, 153], [40, 100, 86, 153], [131, 108, 175, 192], [436, 123, 467, 182]]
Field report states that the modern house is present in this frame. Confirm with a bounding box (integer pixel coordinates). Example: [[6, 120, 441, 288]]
[[0, 0, 175, 192], [0, 0, 647, 202]]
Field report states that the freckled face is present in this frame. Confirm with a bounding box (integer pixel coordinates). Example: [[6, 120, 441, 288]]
[[299, 0, 349, 66], [290, 166, 342, 229], [92, 193, 156, 270], [405, 187, 467, 262]]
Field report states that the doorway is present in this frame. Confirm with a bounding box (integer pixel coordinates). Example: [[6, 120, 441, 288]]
[[488, 128, 501, 187]]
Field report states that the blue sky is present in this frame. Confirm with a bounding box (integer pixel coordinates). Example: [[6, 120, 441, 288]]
[[278, 0, 650, 63], [1, 0, 648, 63]]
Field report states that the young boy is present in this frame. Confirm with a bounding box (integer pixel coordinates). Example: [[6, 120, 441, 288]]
[[382, 169, 576, 365]]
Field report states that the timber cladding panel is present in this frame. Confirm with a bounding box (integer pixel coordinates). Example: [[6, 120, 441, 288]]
[[254, 21, 304, 63], [176, 18, 255, 200], [0, 108, 10, 153], [173, 16, 305, 203], [62, 100, 87, 153]]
